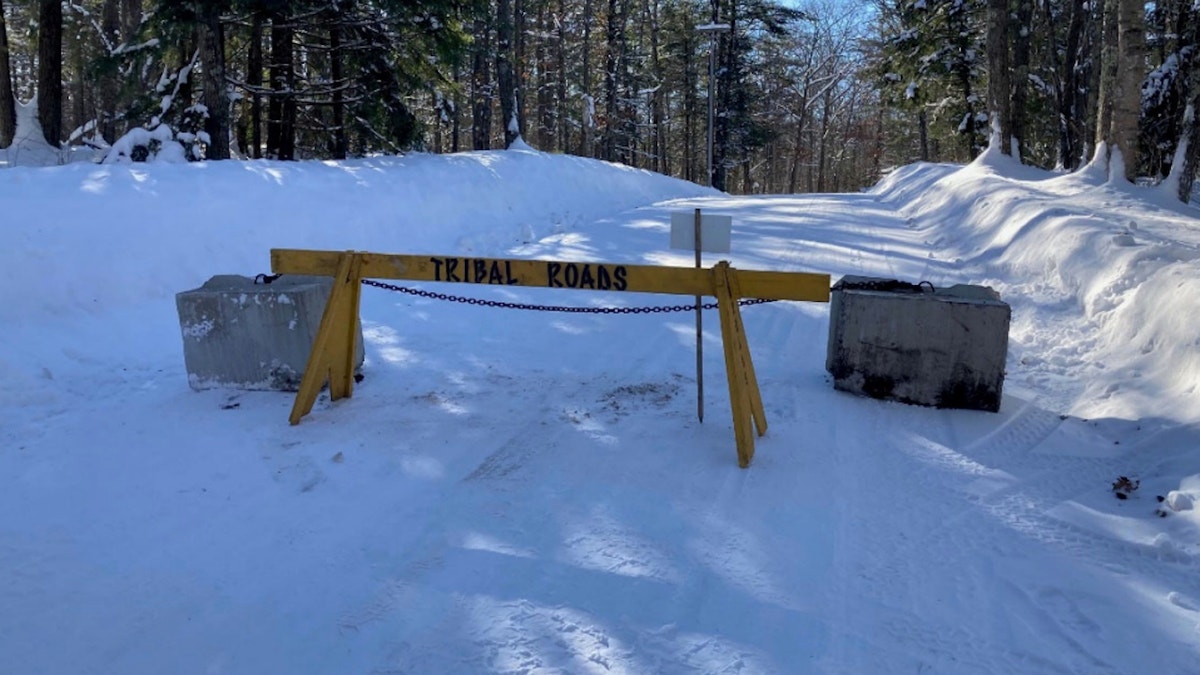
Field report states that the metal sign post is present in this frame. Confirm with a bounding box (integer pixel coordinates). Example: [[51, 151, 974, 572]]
[[694, 208, 704, 422], [671, 209, 732, 424]]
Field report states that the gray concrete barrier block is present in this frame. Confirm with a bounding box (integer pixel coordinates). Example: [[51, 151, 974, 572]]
[[176, 275, 364, 391], [826, 276, 1010, 412]]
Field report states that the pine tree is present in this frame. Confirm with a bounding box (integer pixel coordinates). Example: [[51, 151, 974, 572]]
[[875, 0, 987, 163]]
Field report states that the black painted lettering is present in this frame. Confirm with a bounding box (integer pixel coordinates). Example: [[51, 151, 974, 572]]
[[430, 257, 445, 281], [506, 261, 518, 285], [474, 259, 487, 283], [564, 263, 580, 288], [580, 265, 596, 289], [547, 262, 563, 287], [488, 261, 503, 284], [614, 266, 628, 291], [597, 266, 612, 290], [446, 258, 460, 282]]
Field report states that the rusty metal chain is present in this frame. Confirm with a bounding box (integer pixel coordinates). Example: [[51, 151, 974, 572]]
[[360, 278, 779, 314]]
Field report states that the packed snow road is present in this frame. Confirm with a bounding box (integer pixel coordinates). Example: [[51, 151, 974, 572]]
[[2, 153, 1199, 674]]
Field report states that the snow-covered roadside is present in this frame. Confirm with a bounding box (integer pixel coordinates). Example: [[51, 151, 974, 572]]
[[0, 149, 715, 323], [3, 149, 1200, 673]]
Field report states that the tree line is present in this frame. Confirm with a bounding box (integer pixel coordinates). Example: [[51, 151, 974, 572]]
[[0, 0, 1197, 202], [873, 0, 1200, 202]]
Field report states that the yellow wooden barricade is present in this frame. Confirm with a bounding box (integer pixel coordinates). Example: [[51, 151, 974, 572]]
[[271, 249, 830, 468]]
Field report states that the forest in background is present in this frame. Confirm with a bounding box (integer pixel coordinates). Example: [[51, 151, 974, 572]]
[[0, 0, 1196, 201]]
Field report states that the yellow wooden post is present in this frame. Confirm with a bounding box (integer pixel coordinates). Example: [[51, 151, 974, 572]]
[[327, 253, 363, 401], [714, 262, 756, 468], [725, 266, 767, 438], [289, 251, 362, 425]]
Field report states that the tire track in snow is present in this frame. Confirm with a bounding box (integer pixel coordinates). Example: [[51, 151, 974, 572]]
[[338, 305, 723, 672], [820, 393, 1162, 673]]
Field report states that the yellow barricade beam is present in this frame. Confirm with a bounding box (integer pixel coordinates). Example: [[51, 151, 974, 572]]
[[272, 249, 831, 303], [272, 248, 832, 467]]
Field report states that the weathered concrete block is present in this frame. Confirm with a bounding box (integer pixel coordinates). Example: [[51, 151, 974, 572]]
[[826, 276, 1010, 412], [176, 275, 364, 391]]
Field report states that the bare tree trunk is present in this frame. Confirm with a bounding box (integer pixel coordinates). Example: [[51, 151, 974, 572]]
[[603, 0, 623, 161], [1011, 0, 1033, 157], [1095, 0, 1118, 149], [1112, 0, 1145, 178], [986, 0, 1011, 152], [37, 0, 62, 146], [514, 0, 526, 140], [1053, 0, 1088, 168], [919, 109, 930, 161], [817, 88, 831, 191], [713, 0, 731, 191], [199, 8, 229, 160], [1171, 0, 1199, 201], [580, 0, 594, 156], [871, 102, 884, 183], [122, 0, 140, 42], [787, 117, 804, 193], [838, 91, 859, 191], [1178, 98, 1199, 202], [555, 0, 567, 152], [71, 25, 84, 138], [451, 63, 461, 152], [329, 17, 346, 159], [0, 0, 15, 148], [471, 14, 492, 150], [682, 29, 696, 181], [954, 39, 977, 159], [536, 0, 553, 149], [96, 0, 120, 144], [248, 12, 263, 158], [649, 0, 666, 174], [496, 0, 518, 146], [267, 11, 295, 160]]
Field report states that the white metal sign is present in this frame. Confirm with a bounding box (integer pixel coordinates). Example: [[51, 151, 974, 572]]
[[670, 212, 732, 253]]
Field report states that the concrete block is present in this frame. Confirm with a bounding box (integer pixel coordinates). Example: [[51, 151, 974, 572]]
[[826, 276, 1010, 412], [176, 275, 364, 391]]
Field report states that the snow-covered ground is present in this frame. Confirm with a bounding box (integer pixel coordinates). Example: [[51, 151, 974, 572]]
[[2, 143, 1200, 674]]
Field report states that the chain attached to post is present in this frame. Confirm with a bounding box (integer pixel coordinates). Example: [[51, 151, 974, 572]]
[[360, 278, 777, 313]]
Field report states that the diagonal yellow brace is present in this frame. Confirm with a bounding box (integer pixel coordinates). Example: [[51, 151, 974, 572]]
[[725, 266, 767, 437], [327, 253, 363, 402], [289, 251, 362, 425], [714, 262, 756, 468]]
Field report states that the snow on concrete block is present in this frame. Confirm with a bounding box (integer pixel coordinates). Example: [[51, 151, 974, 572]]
[[826, 276, 1010, 412], [176, 275, 364, 391]]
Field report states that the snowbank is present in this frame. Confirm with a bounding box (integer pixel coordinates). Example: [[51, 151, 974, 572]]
[[878, 150, 1200, 422], [0, 150, 714, 323]]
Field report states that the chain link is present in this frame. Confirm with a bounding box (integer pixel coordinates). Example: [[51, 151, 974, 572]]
[[360, 278, 779, 314]]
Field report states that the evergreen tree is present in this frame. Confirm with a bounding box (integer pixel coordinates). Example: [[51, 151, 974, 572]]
[[875, 0, 987, 162]]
